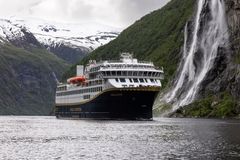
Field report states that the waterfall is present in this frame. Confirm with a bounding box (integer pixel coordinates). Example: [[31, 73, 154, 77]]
[[161, 0, 229, 111]]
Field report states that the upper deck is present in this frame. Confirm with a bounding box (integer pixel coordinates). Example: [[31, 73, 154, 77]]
[[56, 53, 164, 102], [85, 53, 164, 79]]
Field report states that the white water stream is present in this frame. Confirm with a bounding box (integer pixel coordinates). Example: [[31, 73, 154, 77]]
[[162, 0, 229, 111]]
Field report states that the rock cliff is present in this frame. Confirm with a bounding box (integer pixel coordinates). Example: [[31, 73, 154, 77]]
[[166, 0, 240, 118]]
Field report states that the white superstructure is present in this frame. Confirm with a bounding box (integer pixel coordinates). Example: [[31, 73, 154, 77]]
[[56, 53, 164, 105]]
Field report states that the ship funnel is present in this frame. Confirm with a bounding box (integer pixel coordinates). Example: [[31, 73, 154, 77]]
[[77, 65, 84, 76], [120, 52, 133, 59], [120, 52, 135, 63]]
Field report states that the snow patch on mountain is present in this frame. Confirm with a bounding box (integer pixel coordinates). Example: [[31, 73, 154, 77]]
[[0, 17, 121, 50], [0, 19, 25, 41]]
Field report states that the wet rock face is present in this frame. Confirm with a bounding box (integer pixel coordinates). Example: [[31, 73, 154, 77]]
[[201, 0, 240, 101], [225, 0, 240, 100], [226, 0, 240, 60], [226, 0, 240, 38]]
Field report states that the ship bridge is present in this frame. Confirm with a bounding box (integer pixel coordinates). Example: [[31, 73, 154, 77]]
[[84, 53, 164, 88]]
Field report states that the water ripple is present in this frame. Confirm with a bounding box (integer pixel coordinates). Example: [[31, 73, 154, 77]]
[[0, 116, 239, 160]]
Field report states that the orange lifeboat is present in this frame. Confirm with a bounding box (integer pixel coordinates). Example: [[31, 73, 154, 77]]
[[67, 76, 86, 84]]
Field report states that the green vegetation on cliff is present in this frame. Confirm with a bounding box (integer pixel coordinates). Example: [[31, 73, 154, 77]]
[[0, 43, 69, 115], [174, 92, 239, 118], [63, 0, 195, 86]]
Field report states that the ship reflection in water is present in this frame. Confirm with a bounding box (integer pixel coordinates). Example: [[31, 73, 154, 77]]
[[0, 116, 240, 159]]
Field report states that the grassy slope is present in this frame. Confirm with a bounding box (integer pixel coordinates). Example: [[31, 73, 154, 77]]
[[0, 43, 69, 115], [63, 0, 195, 86], [174, 92, 239, 118]]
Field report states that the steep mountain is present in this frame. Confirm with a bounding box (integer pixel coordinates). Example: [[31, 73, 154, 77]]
[[0, 17, 120, 63], [0, 16, 120, 115], [157, 0, 240, 118], [0, 42, 69, 115], [65, 0, 240, 118], [63, 0, 195, 82]]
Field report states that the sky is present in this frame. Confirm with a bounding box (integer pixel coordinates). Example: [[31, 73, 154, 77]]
[[0, 0, 170, 28]]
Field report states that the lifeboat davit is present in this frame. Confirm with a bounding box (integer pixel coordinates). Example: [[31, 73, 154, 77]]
[[67, 76, 86, 84]]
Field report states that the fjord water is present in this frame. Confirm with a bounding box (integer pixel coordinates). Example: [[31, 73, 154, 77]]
[[162, 0, 229, 110], [0, 116, 240, 159]]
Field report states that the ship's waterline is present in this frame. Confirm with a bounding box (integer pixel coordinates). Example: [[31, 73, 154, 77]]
[[55, 53, 164, 120]]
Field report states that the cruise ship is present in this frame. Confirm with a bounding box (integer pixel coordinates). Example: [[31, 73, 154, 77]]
[[55, 53, 164, 120]]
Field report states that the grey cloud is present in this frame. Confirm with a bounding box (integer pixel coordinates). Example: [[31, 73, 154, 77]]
[[69, 1, 94, 22], [115, 0, 170, 26], [0, 0, 170, 28]]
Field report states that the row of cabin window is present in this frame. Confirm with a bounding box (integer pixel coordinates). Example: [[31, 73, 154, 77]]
[[83, 80, 102, 86], [56, 86, 67, 91], [103, 65, 154, 69], [102, 71, 161, 77], [83, 95, 90, 99], [75, 80, 103, 87], [115, 78, 158, 83], [57, 87, 102, 96]]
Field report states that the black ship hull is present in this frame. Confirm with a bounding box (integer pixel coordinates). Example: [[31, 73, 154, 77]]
[[55, 88, 159, 120]]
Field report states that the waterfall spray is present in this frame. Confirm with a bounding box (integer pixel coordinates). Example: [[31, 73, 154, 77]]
[[161, 0, 229, 112]]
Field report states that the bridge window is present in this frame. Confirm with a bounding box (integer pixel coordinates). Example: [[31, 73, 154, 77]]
[[120, 78, 126, 82], [153, 72, 157, 77], [112, 71, 116, 76], [133, 78, 138, 83], [139, 78, 144, 83], [129, 79, 133, 83], [133, 72, 138, 76], [128, 71, 133, 76], [117, 71, 121, 76], [122, 71, 127, 76], [115, 78, 119, 82], [148, 72, 152, 76]]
